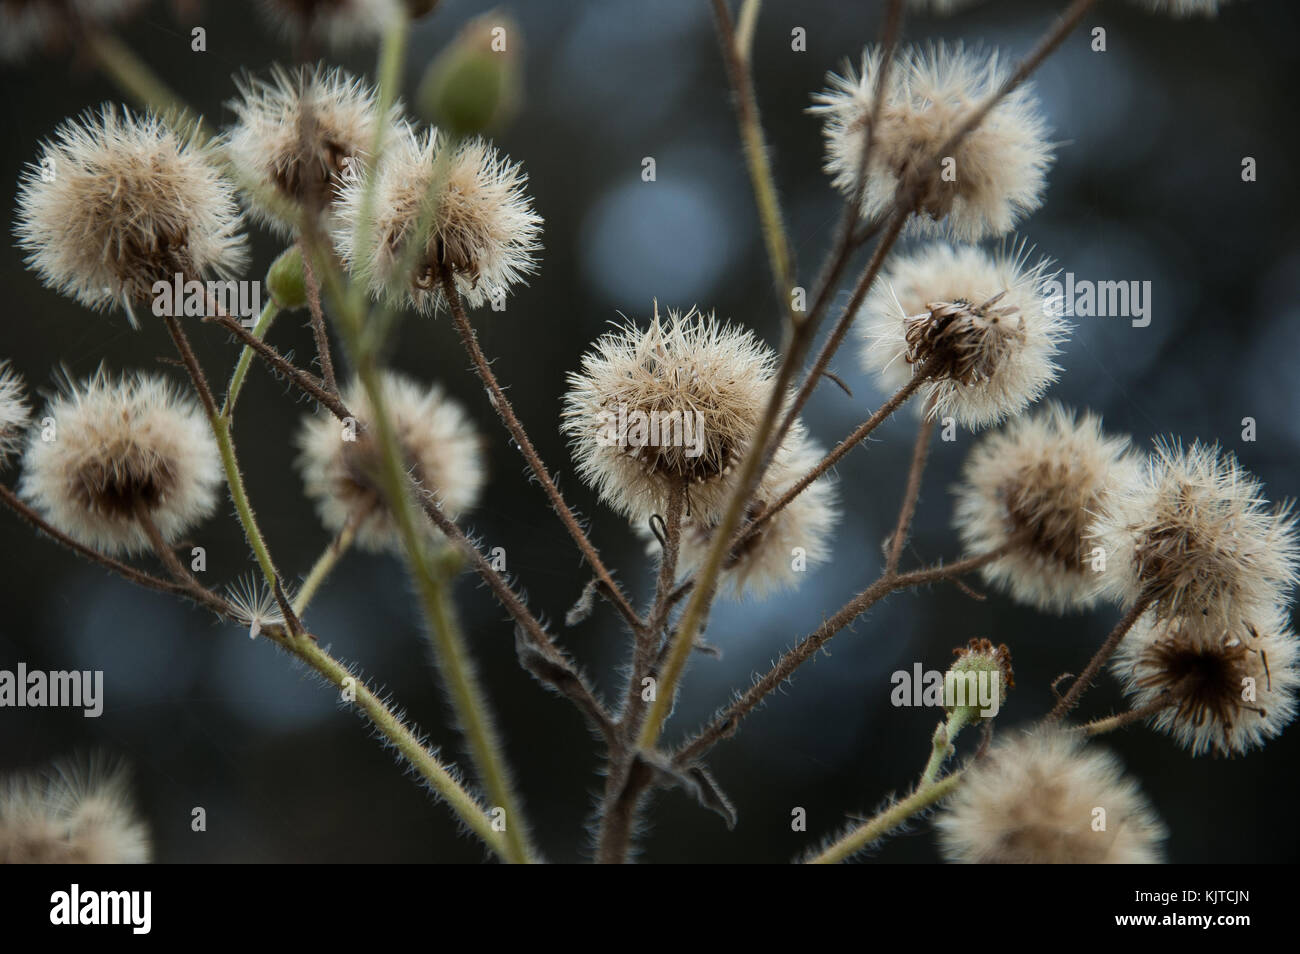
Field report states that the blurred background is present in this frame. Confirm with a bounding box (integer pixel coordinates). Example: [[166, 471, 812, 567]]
[[2, 0, 1298, 863]]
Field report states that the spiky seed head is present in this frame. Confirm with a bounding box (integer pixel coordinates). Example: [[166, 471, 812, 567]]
[[1089, 441, 1299, 628], [935, 729, 1166, 863], [296, 371, 485, 553], [1111, 608, 1298, 757], [860, 242, 1066, 429], [0, 758, 150, 863], [0, 0, 147, 63], [15, 106, 248, 317], [640, 421, 840, 598], [562, 305, 777, 524], [258, 0, 401, 48], [944, 638, 1014, 726], [953, 403, 1141, 613], [18, 369, 222, 556], [0, 361, 32, 467], [332, 122, 542, 313], [224, 65, 401, 237], [811, 43, 1053, 241]]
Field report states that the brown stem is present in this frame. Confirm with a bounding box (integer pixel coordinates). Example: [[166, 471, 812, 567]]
[[133, 500, 199, 586], [440, 275, 643, 633], [204, 313, 352, 422], [163, 314, 219, 421], [673, 546, 1011, 766], [884, 401, 936, 574], [736, 366, 931, 549], [414, 488, 616, 746], [1047, 596, 1153, 723], [299, 236, 338, 396], [1081, 694, 1175, 736]]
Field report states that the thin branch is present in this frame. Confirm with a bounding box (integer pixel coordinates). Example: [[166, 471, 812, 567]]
[[299, 237, 339, 396], [1080, 694, 1175, 737], [1047, 596, 1154, 722], [441, 275, 643, 633], [884, 400, 936, 574], [806, 768, 965, 864]]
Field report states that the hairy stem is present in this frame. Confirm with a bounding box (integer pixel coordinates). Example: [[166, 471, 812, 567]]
[[884, 404, 936, 574], [221, 300, 281, 419], [806, 769, 964, 864], [292, 514, 361, 618], [1047, 597, 1153, 723]]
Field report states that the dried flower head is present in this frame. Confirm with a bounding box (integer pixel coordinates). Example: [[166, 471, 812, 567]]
[[0, 759, 151, 863], [0, 0, 147, 63], [225, 64, 400, 237], [15, 106, 248, 322], [19, 369, 222, 556], [296, 371, 485, 552], [812, 44, 1053, 241], [1090, 441, 1299, 628], [259, 0, 401, 48], [640, 422, 839, 597], [860, 242, 1066, 429], [935, 729, 1166, 863], [562, 305, 777, 524], [1111, 609, 1298, 757], [0, 361, 32, 467], [332, 122, 542, 312], [953, 403, 1142, 612]]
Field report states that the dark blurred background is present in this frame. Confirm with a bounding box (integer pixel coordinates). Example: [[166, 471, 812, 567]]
[[2, 0, 1298, 863]]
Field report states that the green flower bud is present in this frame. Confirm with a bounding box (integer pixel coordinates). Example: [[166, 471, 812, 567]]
[[266, 245, 308, 310], [417, 11, 520, 136], [943, 638, 1014, 731]]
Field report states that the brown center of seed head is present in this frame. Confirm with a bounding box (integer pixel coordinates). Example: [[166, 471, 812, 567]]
[[1136, 628, 1259, 747], [1133, 488, 1233, 614], [118, 222, 195, 304], [272, 132, 353, 208], [1001, 461, 1090, 571], [904, 293, 1023, 386], [74, 449, 178, 519]]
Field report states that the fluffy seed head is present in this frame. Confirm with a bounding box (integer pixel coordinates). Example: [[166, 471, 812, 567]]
[[224, 65, 400, 237], [0, 0, 147, 63], [0, 361, 32, 467], [19, 369, 222, 556], [860, 241, 1066, 428], [562, 306, 777, 524], [296, 371, 485, 552], [0, 759, 151, 863], [935, 729, 1166, 863], [812, 44, 1053, 241], [953, 403, 1141, 612], [640, 421, 839, 598], [15, 106, 248, 318], [1090, 441, 1299, 628], [332, 122, 542, 312], [259, 0, 401, 48], [1132, 0, 1230, 16], [1111, 609, 1298, 757]]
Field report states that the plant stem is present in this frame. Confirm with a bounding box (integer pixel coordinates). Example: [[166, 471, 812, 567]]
[[292, 515, 360, 618], [806, 769, 965, 864], [710, 0, 793, 312], [443, 279, 643, 632], [299, 240, 338, 396], [221, 300, 281, 419], [82, 32, 210, 140], [1047, 597, 1153, 723], [884, 403, 936, 574], [1080, 695, 1174, 737]]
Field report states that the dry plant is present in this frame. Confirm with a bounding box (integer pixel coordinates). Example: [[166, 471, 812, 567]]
[[0, 0, 1290, 865]]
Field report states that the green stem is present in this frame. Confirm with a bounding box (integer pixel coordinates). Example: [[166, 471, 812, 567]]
[[82, 32, 210, 140], [221, 300, 280, 419], [292, 517, 359, 618], [806, 770, 965, 864]]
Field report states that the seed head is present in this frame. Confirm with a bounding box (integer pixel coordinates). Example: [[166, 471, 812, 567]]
[[0, 758, 150, 864], [953, 403, 1142, 612], [296, 371, 485, 552], [1111, 608, 1298, 757], [15, 106, 248, 320], [562, 305, 777, 524], [641, 421, 839, 598], [812, 43, 1053, 241], [860, 241, 1066, 429], [0, 361, 32, 467], [332, 122, 542, 312], [19, 369, 222, 556], [936, 729, 1166, 863], [224, 64, 401, 237], [1089, 440, 1299, 628]]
